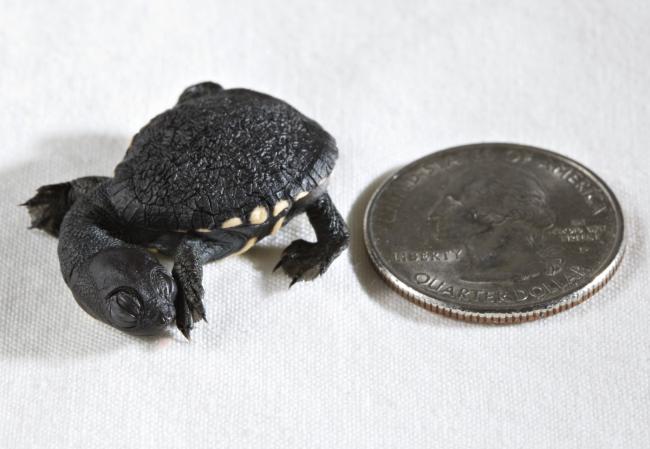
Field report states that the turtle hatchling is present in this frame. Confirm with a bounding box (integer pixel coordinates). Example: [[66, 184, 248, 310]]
[[24, 82, 350, 338]]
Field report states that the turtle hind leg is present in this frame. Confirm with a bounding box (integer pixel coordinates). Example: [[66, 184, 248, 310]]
[[275, 193, 350, 286], [22, 176, 109, 237]]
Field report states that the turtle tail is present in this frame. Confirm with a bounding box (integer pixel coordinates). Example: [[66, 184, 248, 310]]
[[22, 176, 109, 237]]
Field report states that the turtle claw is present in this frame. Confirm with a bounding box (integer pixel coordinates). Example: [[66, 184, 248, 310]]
[[276, 239, 339, 286], [22, 182, 72, 237], [174, 291, 193, 340], [172, 259, 206, 339], [180, 327, 192, 341]]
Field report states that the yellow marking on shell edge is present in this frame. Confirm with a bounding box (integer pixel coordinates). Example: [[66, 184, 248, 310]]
[[272, 200, 289, 217], [249, 206, 268, 224], [196, 228, 212, 233], [222, 217, 243, 228], [294, 191, 309, 201], [233, 237, 257, 256], [147, 248, 159, 254], [271, 217, 285, 235]]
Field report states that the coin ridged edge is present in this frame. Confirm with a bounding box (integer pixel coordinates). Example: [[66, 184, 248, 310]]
[[364, 232, 625, 323], [362, 143, 626, 324]]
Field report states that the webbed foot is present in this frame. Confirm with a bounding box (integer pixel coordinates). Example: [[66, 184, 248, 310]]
[[23, 182, 72, 237], [275, 192, 349, 286], [171, 235, 246, 338], [172, 264, 205, 339], [23, 177, 109, 237], [275, 239, 345, 286]]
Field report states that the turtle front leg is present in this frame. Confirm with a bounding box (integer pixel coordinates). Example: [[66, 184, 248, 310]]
[[23, 176, 109, 237], [172, 235, 244, 339], [275, 193, 350, 286]]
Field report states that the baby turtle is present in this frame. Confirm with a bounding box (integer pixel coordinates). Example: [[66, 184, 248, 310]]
[[24, 82, 350, 338]]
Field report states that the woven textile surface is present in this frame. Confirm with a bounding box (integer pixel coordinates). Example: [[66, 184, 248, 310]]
[[0, 1, 648, 447]]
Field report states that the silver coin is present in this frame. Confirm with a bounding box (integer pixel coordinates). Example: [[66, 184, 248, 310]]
[[364, 143, 625, 323]]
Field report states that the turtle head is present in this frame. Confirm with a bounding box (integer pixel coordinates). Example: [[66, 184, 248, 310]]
[[74, 248, 177, 336]]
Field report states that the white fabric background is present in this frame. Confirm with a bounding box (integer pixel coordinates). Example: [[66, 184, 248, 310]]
[[0, 0, 648, 447]]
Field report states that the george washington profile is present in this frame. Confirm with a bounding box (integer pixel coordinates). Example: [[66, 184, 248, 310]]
[[427, 163, 562, 283]]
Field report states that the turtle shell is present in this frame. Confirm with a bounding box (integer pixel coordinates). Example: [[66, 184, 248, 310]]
[[108, 88, 337, 231]]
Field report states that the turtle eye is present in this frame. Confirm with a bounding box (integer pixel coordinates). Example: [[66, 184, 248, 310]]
[[107, 288, 143, 328]]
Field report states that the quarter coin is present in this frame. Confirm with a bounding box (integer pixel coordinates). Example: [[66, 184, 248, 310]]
[[364, 143, 625, 323]]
